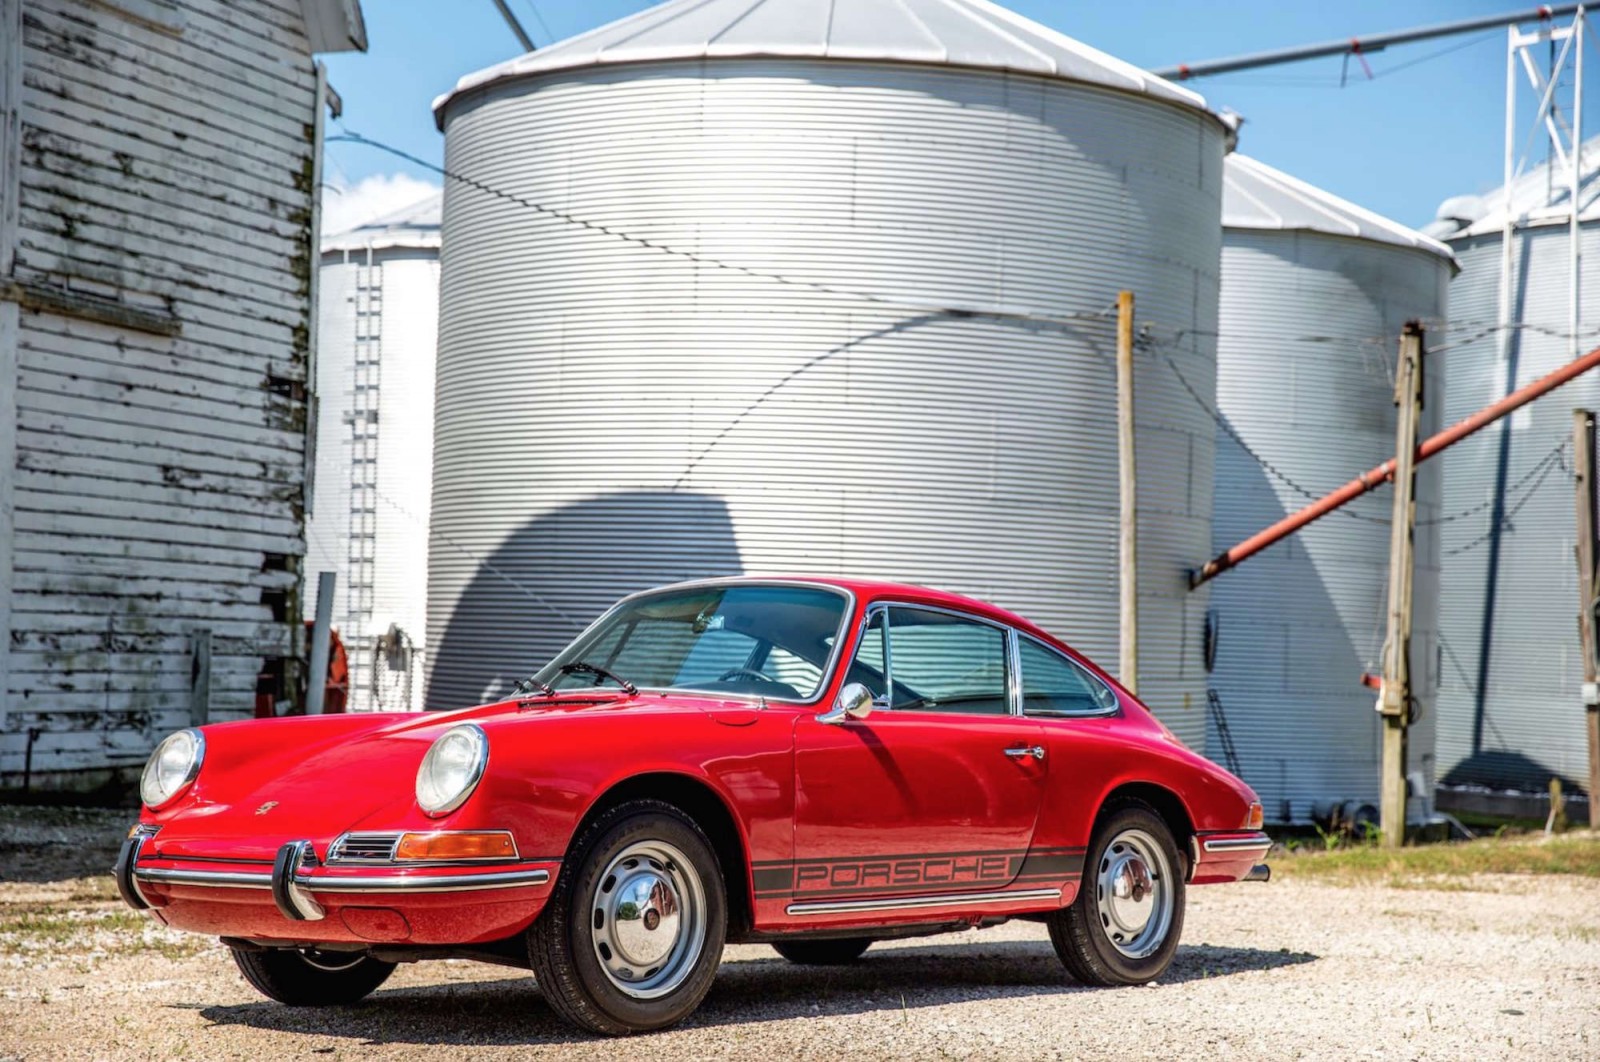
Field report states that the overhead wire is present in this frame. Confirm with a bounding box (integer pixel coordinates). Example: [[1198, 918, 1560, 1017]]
[[1440, 439, 1571, 557], [519, 0, 554, 43], [328, 128, 1589, 583], [329, 129, 1117, 334]]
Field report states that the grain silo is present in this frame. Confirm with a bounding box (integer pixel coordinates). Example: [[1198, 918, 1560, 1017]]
[[1425, 137, 1600, 794], [1208, 155, 1454, 823], [428, 0, 1227, 739], [306, 195, 441, 712]]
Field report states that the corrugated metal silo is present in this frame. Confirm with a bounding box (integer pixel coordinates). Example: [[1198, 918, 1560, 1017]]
[[306, 195, 442, 711], [1209, 156, 1454, 822], [1426, 138, 1600, 793], [428, 0, 1227, 738]]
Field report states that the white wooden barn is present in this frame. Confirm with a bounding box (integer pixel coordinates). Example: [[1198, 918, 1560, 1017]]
[[0, 0, 366, 792]]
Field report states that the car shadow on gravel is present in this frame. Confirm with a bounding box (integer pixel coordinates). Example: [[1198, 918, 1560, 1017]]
[[195, 940, 1317, 1046]]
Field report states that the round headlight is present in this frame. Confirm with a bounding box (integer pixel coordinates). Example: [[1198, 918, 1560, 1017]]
[[416, 724, 488, 816], [140, 728, 204, 809]]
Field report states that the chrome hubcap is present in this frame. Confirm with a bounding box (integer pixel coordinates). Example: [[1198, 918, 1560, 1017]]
[[590, 840, 705, 999], [1094, 828, 1174, 959]]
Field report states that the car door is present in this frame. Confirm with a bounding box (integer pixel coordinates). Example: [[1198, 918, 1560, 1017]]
[[790, 604, 1048, 902]]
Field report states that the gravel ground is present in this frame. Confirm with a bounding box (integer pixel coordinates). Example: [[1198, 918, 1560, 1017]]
[[1, 808, 1596, 1060]]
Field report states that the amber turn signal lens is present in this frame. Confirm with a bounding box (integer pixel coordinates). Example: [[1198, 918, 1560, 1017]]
[[1244, 802, 1264, 831], [395, 831, 517, 861]]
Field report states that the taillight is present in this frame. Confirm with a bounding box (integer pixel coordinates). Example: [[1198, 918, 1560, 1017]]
[[1244, 802, 1264, 830]]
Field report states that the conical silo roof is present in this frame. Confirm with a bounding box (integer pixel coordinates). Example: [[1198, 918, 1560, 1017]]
[[1224, 154, 1455, 266], [1427, 133, 1600, 239], [322, 192, 442, 253], [434, 0, 1209, 123]]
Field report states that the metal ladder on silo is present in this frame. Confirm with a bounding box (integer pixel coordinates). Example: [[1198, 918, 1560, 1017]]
[[343, 253, 382, 709], [1205, 689, 1243, 777]]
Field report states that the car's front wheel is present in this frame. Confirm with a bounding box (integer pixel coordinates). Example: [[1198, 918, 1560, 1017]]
[[528, 799, 727, 1035], [231, 947, 395, 1005], [1047, 802, 1185, 986]]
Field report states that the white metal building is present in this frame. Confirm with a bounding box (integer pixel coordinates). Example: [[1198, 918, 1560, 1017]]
[[306, 194, 440, 712], [1426, 135, 1600, 793], [427, 0, 1228, 741], [0, 0, 366, 791], [1210, 154, 1454, 822]]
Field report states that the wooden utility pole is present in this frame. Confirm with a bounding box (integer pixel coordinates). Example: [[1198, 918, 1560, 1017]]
[[1117, 290, 1138, 695], [1379, 322, 1425, 848], [1572, 408, 1600, 831]]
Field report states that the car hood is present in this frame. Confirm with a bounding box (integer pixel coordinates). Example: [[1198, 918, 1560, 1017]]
[[144, 692, 759, 861]]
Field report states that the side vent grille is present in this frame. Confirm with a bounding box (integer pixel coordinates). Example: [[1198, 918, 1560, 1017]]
[[327, 833, 400, 863]]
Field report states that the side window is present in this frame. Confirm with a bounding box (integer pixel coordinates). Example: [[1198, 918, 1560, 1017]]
[[1019, 638, 1118, 716], [885, 607, 1009, 716], [844, 609, 889, 699]]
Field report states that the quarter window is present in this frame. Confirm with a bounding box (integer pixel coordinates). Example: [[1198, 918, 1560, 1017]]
[[1019, 637, 1118, 716]]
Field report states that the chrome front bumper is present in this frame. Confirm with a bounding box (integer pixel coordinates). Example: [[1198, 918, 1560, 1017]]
[[115, 828, 552, 922]]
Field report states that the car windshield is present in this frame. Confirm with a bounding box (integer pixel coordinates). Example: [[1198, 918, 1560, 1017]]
[[530, 584, 850, 701]]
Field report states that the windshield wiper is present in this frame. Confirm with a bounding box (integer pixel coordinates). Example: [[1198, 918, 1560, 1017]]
[[558, 661, 638, 695], [513, 676, 558, 698]]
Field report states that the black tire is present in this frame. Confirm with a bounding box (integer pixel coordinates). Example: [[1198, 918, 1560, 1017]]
[[528, 800, 727, 1036], [231, 947, 395, 1006], [771, 938, 872, 965], [1048, 802, 1185, 986]]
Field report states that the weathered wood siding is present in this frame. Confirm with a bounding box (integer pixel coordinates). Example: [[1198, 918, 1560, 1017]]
[[0, 0, 326, 783]]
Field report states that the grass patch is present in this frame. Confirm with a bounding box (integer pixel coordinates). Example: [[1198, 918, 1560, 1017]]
[[1275, 833, 1600, 885]]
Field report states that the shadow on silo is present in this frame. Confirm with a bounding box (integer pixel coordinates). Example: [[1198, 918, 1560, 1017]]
[[1207, 427, 1382, 822], [427, 492, 743, 709]]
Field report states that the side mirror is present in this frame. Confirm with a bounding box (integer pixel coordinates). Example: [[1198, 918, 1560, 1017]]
[[818, 682, 874, 725]]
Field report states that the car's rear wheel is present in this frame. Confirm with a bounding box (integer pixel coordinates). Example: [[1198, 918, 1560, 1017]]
[[528, 799, 727, 1035], [1047, 802, 1185, 986], [230, 947, 395, 1005], [771, 937, 873, 965]]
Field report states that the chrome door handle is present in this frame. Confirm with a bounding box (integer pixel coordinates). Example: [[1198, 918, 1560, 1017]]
[[1004, 745, 1045, 761]]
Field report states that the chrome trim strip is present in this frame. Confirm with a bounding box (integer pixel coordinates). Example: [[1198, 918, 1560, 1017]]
[[298, 869, 551, 893], [134, 866, 552, 893], [1201, 836, 1274, 853], [136, 868, 272, 889], [786, 887, 1061, 916]]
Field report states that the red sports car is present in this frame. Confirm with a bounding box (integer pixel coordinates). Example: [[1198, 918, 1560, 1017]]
[[116, 577, 1269, 1035]]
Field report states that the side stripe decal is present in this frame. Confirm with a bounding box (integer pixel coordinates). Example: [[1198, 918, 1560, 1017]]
[[750, 847, 1086, 898]]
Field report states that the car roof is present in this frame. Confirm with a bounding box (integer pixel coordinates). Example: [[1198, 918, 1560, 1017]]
[[649, 575, 1054, 641]]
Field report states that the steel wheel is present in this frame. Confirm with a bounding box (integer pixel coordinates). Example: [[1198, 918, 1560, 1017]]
[[231, 947, 395, 1006], [1093, 827, 1175, 960], [1048, 802, 1185, 986], [528, 800, 727, 1035], [589, 839, 708, 1000]]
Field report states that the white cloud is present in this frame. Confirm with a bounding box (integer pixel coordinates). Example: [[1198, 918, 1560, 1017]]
[[321, 172, 441, 237]]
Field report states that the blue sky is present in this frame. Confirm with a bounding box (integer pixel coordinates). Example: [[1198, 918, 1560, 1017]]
[[321, 1, 1593, 232]]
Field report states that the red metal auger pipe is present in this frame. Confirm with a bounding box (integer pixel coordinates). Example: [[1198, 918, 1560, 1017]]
[[1190, 342, 1600, 588]]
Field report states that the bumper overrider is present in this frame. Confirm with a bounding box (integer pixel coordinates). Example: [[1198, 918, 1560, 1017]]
[[115, 826, 558, 943]]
